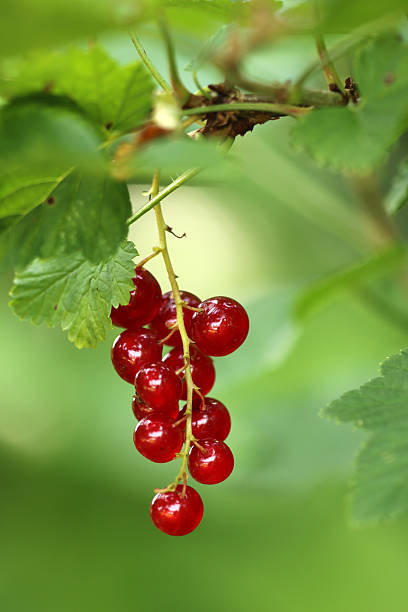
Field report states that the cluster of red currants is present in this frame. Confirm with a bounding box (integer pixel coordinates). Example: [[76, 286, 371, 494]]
[[110, 266, 249, 536]]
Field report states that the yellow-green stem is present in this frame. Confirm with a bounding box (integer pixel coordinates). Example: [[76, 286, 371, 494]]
[[152, 170, 195, 491]]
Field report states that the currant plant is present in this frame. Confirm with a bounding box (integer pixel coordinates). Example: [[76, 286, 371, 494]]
[[2, 0, 408, 533]]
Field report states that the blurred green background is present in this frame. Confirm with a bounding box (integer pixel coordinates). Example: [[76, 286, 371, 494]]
[[2, 19, 408, 612]]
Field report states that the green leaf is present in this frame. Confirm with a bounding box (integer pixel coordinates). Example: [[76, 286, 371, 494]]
[[9, 241, 137, 349], [0, 168, 65, 221], [295, 245, 405, 320], [128, 136, 235, 181], [1, 45, 154, 134], [325, 348, 408, 523], [385, 159, 408, 214], [11, 170, 132, 268], [292, 36, 408, 172], [184, 24, 231, 72], [279, 0, 406, 33], [319, 0, 407, 32], [0, 95, 106, 226], [0, 0, 116, 58], [215, 288, 300, 392], [0, 94, 105, 172]]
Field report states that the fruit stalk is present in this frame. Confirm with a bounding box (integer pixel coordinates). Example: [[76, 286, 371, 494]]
[[151, 170, 195, 491]]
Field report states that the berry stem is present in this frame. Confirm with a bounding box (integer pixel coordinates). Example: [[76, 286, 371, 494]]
[[136, 247, 163, 269], [151, 170, 195, 492]]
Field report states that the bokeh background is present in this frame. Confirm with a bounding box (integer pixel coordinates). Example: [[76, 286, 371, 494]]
[[2, 15, 408, 612]]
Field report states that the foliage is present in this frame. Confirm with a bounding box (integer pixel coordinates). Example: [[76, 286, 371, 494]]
[[2, 0, 408, 526], [325, 350, 408, 523]]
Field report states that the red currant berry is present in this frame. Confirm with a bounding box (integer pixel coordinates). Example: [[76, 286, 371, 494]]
[[150, 290, 201, 347], [191, 296, 249, 357], [150, 485, 203, 536], [132, 395, 154, 420], [133, 417, 183, 463], [135, 362, 182, 414], [180, 397, 231, 441], [163, 346, 215, 400], [188, 439, 234, 484], [110, 268, 162, 329], [132, 395, 179, 421], [111, 329, 162, 384]]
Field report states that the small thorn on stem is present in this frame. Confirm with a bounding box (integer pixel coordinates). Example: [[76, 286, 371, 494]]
[[166, 225, 187, 239], [176, 365, 186, 376]]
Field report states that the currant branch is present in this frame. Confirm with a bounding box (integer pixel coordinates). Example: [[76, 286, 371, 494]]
[[127, 168, 201, 227], [151, 170, 197, 493]]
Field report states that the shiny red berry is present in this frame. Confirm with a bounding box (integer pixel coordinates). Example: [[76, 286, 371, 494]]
[[110, 268, 162, 329], [132, 395, 154, 420], [150, 485, 204, 536], [188, 439, 234, 484], [163, 346, 215, 400], [191, 296, 249, 357], [111, 329, 162, 384], [150, 290, 201, 347], [135, 362, 182, 415], [131, 395, 179, 421], [180, 397, 231, 441], [133, 417, 183, 463]]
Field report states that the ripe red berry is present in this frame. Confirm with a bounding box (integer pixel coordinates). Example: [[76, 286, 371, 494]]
[[163, 346, 215, 400], [191, 296, 249, 357], [131, 394, 179, 421], [111, 329, 162, 384], [110, 268, 162, 329], [135, 362, 182, 414], [133, 417, 183, 463], [132, 395, 154, 420], [150, 485, 203, 536], [180, 397, 231, 441], [188, 439, 234, 484], [150, 290, 201, 346]]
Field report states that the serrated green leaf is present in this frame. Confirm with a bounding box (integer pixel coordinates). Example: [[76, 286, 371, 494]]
[[351, 423, 408, 523], [292, 36, 408, 172], [385, 159, 408, 214], [325, 348, 408, 522], [10, 169, 132, 268], [1, 45, 154, 134], [9, 241, 137, 349]]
